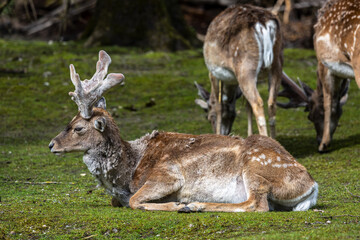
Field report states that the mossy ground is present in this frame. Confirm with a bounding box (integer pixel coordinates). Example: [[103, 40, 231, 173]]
[[0, 40, 359, 239]]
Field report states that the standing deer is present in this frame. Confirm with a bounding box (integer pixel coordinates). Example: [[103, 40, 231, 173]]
[[277, 0, 359, 152], [49, 50, 318, 212], [195, 4, 283, 138]]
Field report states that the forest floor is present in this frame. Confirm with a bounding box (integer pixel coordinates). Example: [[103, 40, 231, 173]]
[[0, 40, 359, 239]]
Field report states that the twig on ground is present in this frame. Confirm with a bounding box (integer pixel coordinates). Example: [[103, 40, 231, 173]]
[[344, 185, 360, 198], [320, 214, 359, 219], [82, 235, 97, 239], [11, 181, 75, 185]]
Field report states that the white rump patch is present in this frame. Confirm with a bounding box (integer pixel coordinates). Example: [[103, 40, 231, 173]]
[[257, 116, 266, 127], [254, 20, 277, 74], [293, 182, 319, 211], [270, 182, 318, 211]]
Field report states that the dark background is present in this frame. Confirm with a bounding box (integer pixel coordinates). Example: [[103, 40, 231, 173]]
[[0, 0, 326, 50]]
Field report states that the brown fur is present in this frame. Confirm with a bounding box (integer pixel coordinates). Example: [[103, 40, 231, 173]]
[[50, 108, 318, 212], [279, 0, 358, 152], [314, 0, 359, 151], [208, 4, 280, 51]]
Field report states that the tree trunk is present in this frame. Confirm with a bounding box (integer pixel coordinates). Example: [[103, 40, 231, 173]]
[[84, 0, 200, 51]]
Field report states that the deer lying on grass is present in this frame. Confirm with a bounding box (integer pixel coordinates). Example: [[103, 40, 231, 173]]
[[49, 50, 318, 212], [195, 4, 283, 138], [277, 0, 359, 152]]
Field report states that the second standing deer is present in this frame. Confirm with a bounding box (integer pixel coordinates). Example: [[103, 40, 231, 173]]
[[195, 4, 283, 138], [277, 0, 359, 152]]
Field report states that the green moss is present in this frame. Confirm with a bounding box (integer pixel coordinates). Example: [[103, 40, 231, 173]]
[[0, 40, 359, 239]]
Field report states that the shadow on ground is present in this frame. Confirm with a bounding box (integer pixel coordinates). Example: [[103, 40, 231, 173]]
[[277, 133, 360, 158]]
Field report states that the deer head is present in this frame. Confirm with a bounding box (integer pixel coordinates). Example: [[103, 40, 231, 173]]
[[49, 50, 125, 154], [277, 73, 349, 146], [195, 82, 242, 135]]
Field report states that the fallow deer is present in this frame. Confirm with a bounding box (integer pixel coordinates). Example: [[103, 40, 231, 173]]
[[49, 50, 318, 212], [195, 4, 283, 138], [277, 0, 359, 152]]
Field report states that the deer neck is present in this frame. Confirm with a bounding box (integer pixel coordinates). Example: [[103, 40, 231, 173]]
[[82, 125, 141, 205]]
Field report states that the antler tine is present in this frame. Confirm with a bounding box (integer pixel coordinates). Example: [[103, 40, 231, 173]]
[[69, 64, 82, 99], [277, 72, 309, 108], [90, 50, 112, 84], [68, 50, 125, 119]]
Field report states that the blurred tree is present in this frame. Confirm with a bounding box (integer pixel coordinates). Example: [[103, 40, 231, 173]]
[[83, 0, 200, 51], [0, 0, 11, 14]]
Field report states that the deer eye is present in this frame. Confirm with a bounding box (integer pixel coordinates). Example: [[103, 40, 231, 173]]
[[74, 127, 84, 132]]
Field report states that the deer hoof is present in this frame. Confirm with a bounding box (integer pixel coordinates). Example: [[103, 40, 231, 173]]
[[111, 197, 123, 207], [178, 206, 192, 213], [318, 143, 329, 153]]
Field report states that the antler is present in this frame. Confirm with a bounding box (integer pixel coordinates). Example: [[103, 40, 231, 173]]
[[69, 50, 125, 119], [277, 72, 310, 109]]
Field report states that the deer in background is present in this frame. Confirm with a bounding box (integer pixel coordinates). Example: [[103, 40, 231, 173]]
[[195, 4, 283, 138], [49, 50, 318, 212], [277, 0, 359, 152]]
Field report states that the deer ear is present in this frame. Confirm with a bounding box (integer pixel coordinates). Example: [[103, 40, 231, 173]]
[[195, 99, 208, 111], [95, 97, 107, 109], [194, 81, 210, 101], [94, 117, 106, 132]]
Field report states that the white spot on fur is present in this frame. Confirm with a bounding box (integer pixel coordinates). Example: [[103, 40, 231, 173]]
[[258, 117, 266, 127], [222, 94, 228, 102], [351, 24, 360, 56], [259, 153, 266, 159], [269, 117, 276, 126], [254, 149, 259, 152], [277, 156, 281, 161]]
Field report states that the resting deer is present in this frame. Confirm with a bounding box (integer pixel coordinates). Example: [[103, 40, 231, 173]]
[[49, 50, 318, 212], [195, 4, 283, 138], [277, 0, 359, 152]]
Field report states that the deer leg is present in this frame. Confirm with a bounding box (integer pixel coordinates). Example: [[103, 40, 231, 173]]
[[268, 65, 282, 139], [209, 73, 222, 134], [237, 71, 268, 136], [129, 171, 186, 211], [179, 193, 269, 213], [283, 0, 292, 24], [319, 67, 334, 152], [351, 49, 360, 88], [272, 0, 285, 15], [246, 100, 253, 136]]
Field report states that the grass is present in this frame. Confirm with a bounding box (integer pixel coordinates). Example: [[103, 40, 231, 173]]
[[0, 40, 359, 239]]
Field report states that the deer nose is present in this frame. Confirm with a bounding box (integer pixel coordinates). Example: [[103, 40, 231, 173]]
[[49, 141, 54, 150]]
